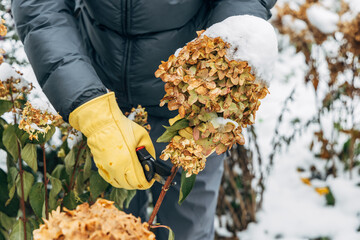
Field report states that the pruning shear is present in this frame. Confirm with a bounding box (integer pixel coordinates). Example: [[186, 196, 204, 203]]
[[136, 146, 171, 185]]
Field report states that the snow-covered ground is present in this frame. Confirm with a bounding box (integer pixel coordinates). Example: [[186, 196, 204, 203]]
[[234, 25, 360, 240]]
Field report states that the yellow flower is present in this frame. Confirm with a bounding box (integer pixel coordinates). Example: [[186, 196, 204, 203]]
[[315, 187, 329, 196], [300, 177, 312, 186]]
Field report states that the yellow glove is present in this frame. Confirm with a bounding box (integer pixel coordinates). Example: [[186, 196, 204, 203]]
[[69, 92, 155, 189]]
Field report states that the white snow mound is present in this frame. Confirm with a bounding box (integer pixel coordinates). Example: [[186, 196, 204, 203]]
[[204, 15, 278, 84], [0, 62, 27, 85], [306, 5, 339, 34]]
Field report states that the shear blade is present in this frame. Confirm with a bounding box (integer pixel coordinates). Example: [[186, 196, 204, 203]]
[[154, 173, 166, 185]]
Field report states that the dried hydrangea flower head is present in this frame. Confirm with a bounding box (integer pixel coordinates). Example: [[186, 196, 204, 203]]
[[19, 102, 63, 140], [33, 199, 156, 240], [125, 105, 151, 131], [160, 135, 206, 176], [156, 31, 269, 167]]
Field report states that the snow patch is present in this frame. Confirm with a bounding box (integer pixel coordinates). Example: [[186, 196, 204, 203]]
[[0, 62, 27, 86], [282, 15, 308, 33], [67, 131, 83, 150], [344, 0, 360, 17], [127, 108, 141, 121], [204, 15, 278, 84], [306, 5, 339, 34], [210, 117, 239, 129]]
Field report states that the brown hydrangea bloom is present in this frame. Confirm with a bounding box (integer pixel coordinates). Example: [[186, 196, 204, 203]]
[[0, 76, 33, 101], [33, 199, 156, 240], [0, 19, 6, 37], [0, 19, 6, 65], [160, 136, 206, 176], [156, 31, 269, 155], [125, 105, 151, 132], [0, 48, 4, 65], [19, 102, 63, 140]]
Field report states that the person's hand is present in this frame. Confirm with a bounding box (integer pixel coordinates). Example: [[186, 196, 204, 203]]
[[69, 92, 155, 189]]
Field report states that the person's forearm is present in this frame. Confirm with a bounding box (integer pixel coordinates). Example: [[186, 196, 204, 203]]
[[12, 0, 107, 121]]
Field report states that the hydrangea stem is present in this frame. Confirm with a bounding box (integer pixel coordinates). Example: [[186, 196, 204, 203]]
[[10, 82, 27, 240], [16, 142, 27, 240], [148, 165, 179, 226], [40, 144, 49, 220], [68, 141, 85, 191]]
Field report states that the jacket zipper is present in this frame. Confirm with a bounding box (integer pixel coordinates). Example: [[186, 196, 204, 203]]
[[121, 0, 132, 105]]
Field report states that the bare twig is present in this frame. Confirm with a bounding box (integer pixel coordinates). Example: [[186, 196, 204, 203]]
[[219, 186, 242, 230], [224, 160, 247, 226], [68, 141, 85, 191]]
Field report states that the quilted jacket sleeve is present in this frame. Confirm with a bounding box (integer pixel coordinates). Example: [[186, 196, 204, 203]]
[[11, 0, 108, 121], [207, 0, 277, 26]]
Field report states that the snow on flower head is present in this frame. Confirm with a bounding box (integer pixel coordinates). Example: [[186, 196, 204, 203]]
[[203, 15, 278, 84], [19, 102, 63, 141], [0, 63, 33, 101]]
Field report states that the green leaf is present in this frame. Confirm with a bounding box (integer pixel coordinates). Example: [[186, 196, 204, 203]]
[[109, 188, 136, 209], [75, 172, 85, 194], [51, 164, 66, 179], [164, 118, 189, 131], [157, 118, 189, 143], [0, 212, 16, 230], [29, 125, 56, 145], [64, 148, 75, 175], [5, 185, 15, 207], [151, 225, 175, 240], [178, 171, 196, 205], [62, 191, 77, 210], [43, 125, 56, 143], [0, 100, 13, 116], [21, 144, 37, 172], [9, 220, 31, 240], [29, 182, 45, 218], [0, 169, 19, 216], [109, 188, 127, 209], [27, 218, 39, 232], [167, 226, 175, 240], [48, 174, 62, 210], [7, 167, 18, 186], [18, 130, 30, 148], [0, 229, 8, 240], [156, 129, 178, 143], [2, 125, 20, 161], [124, 190, 136, 209], [16, 170, 34, 202], [90, 171, 109, 201], [6, 167, 18, 206], [326, 188, 336, 206], [83, 149, 92, 181]]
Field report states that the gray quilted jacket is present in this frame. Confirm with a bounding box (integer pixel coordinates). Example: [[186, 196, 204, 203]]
[[11, 0, 276, 121]]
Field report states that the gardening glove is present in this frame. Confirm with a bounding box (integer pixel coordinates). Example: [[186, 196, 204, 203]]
[[69, 92, 155, 189]]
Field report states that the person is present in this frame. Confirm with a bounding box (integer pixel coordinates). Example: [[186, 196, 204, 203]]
[[11, 0, 276, 239]]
